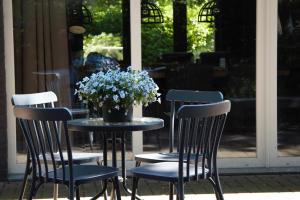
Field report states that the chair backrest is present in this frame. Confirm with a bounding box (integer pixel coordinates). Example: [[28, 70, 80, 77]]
[[176, 100, 231, 181], [165, 89, 223, 152], [12, 92, 65, 155], [11, 91, 58, 107], [14, 106, 73, 183]]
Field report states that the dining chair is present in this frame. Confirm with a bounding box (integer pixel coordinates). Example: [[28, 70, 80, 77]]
[[135, 89, 224, 164], [14, 106, 121, 200], [11, 92, 103, 200], [134, 89, 223, 199], [131, 100, 231, 200]]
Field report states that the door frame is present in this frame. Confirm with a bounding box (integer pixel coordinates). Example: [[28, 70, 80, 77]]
[[5, 0, 299, 175], [4, 0, 20, 174], [267, 0, 300, 167]]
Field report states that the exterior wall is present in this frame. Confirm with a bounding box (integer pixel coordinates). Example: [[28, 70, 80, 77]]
[[0, 0, 8, 180]]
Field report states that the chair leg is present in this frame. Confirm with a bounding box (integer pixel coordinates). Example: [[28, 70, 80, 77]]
[[97, 160, 101, 166], [208, 177, 224, 200], [169, 182, 174, 200], [76, 187, 80, 200], [101, 180, 108, 200], [211, 159, 224, 200], [53, 184, 59, 200], [18, 160, 31, 200], [98, 161, 108, 200], [103, 185, 108, 200], [135, 161, 141, 167], [68, 184, 75, 200], [131, 177, 139, 200], [175, 181, 184, 200], [90, 159, 108, 200], [110, 185, 115, 200], [112, 177, 121, 200], [28, 178, 36, 200], [214, 174, 224, 200], [89, 131, 94, 151]]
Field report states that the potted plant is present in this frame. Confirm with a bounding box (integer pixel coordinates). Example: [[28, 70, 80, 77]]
[[75, 67, 160, 122]]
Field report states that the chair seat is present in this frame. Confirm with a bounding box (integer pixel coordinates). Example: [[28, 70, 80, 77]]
[[131, 162, 209, 182], [40, 152, 102, 165], [47, 165, 118, 185], [135, 152, 201, 163]]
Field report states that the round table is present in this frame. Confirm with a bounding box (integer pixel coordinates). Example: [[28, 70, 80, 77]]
[[67, 117, 164, 199], [68, 117, 164, 131]]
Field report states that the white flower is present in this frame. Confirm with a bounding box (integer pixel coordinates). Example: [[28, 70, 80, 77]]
[[157, 97, 161, 104], [113, 95, 119, 102], [119, 90, 125, 98], [75, 66, 160, 110], [83, 77, 89, 82], [93, 82, 98, 87]]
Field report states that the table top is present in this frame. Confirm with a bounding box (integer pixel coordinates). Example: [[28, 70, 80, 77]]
[[68, 117, 164, 132]]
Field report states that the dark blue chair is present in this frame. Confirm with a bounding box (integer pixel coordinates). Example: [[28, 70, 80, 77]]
[[131, 100, 231, 200], [13, 106, 120, 200], [134, 89, 223, 199], [12, 92, 103, 200]]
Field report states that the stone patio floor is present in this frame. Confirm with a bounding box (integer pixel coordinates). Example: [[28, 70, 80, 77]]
[[1, 174, 300, 200]]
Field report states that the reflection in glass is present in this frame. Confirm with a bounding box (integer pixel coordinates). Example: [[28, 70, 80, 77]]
[[278, 0, 300, 156], [12, 0, 130, 163], [142, 0, 257, 158]]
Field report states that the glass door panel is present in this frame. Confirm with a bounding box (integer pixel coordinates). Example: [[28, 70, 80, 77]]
[[142, 0, 257, 158], [278, 0, 300, 157], [12, 0, 129, 163]]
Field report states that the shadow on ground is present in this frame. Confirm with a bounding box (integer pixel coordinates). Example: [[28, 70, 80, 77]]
[[1, 174, 300, 199]]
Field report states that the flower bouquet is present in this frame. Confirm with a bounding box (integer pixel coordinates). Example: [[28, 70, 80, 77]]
[[76, 67, 160, 122]]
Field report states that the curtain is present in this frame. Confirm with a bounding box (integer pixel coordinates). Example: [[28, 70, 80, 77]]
[[14, 0, 71, 106]]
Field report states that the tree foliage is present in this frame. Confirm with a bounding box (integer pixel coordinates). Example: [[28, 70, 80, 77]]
[[83, 0, 122, 34], [83, 0, 214, 65]]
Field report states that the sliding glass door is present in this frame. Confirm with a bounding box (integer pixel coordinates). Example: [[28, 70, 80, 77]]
[[5, 0, 300, 174], [273, 0, 300, 166], [141, 0, 258, 164], [10, 0, 130, 173]]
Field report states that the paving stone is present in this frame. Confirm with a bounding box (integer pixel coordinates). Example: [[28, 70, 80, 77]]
[[1, 174, 300, 199]]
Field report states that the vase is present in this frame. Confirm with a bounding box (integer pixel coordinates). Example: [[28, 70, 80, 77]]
[[102, 105, 133, 122]]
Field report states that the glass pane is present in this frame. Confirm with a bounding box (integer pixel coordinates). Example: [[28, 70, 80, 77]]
[[12, 0, 130, 163], [278, 0, 300, 156], [142, 0, 257, 158]]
